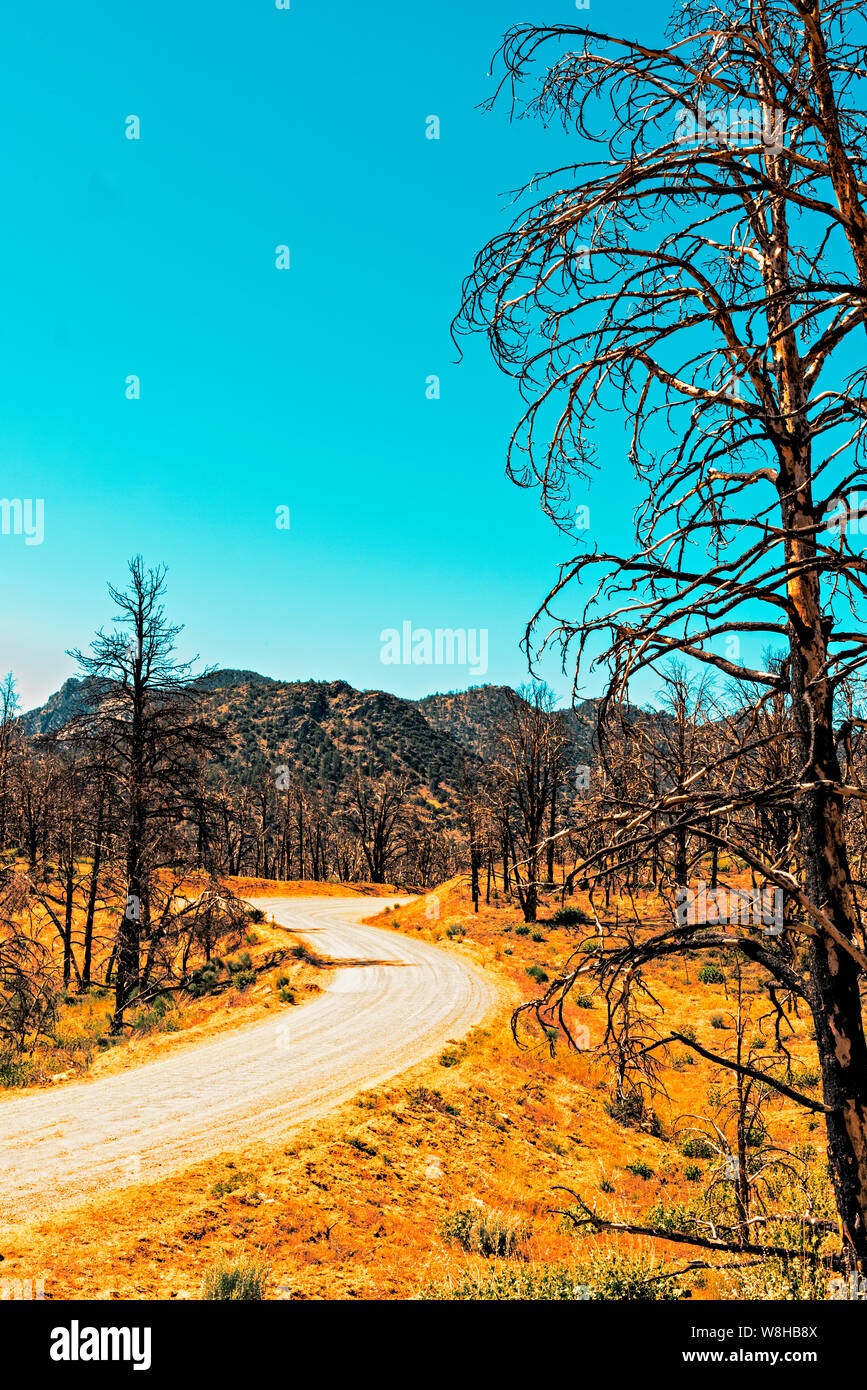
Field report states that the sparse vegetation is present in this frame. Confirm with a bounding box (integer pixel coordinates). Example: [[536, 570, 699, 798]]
[[439, 1206, 530, 1258], [201, 1258, 269, 1301]]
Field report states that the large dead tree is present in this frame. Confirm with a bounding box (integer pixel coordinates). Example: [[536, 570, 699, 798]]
[[457, 1, 867, 1268]]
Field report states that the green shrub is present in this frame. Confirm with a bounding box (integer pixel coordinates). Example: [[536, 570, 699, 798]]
[[515, 925, 530, 937], [698, 965, 726, 984], [201, 1258, 269, 1300], [646, 1198, 705, 1238], [278, 986, 296, 1004], [131, 992, 178, 1034], [625, 1160, 655, 1180], [551, 905, 594, 927], [226, 951, 253, 973], [526, 965, 549, 985], [187, 963, 222, 998], [684, 1164, 703, 1181], [446, 923, 466, 939], [422, 1249, 684, 1300], [210, 1170, 256, 1197], [233, 969, 257, 990], [726, 1255, 829, 1301], [438, 1049, 460, 1067], [439, 1206, 529, 1258], [710, 1013, 726, 1029], [346, 1135, 377, 1155], [678, 1133, 714, 1159], [0, 1056, 31, 1088]]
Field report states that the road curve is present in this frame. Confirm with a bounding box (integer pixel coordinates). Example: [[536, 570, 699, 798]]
[[0, 896, 495, 1225]]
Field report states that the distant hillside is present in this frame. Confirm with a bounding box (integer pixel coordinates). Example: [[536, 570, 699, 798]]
[[22, 671, 480, 811], [22, 672, 626, 807], [417, 686, 598, 768], [199, 673, 477, 803], [20, 676, 99, 736]]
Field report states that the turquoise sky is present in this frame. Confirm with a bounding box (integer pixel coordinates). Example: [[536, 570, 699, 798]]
[[1, 0, 665, 711]]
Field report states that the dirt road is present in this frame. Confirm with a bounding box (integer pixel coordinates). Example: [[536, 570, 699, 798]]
[[0, 896, 495, 1224]]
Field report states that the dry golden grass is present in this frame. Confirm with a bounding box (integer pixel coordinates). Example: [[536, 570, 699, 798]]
[[223, 875, 401, 899], [0, 875, 833, 1300], [6, 888, 336, 1090]]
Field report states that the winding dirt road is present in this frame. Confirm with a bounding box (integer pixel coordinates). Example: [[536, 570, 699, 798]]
[[0, 896, 495, 1225]]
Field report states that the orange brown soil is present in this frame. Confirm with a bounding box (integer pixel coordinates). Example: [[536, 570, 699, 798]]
[[12, 891, 336, 1092], [222, 876, 401, 899], [1, 876, 832, 1300]]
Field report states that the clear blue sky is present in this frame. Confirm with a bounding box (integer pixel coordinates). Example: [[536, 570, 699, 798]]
[[1, 0, 656, 712]]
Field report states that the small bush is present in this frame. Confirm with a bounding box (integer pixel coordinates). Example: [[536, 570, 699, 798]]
[[226, 951, 253, 974], [346, 1135, 377, 1155], [710, 1013, 726, 1029], [605, 1091, 661, 1136], [187, 963, 222, 998], [446, 923, 466, 939], [678, 1133, 714, 1159], [526, 965, 549, 985], [726, 1255, 829, 1301], [278, 986, 296, 1004], [551, 905, 594, 927], [439, 1049, 460, 1067], [210, 1170, 255, 1198], [408, 1085, 443, 1106], [439, 1206, 529, 1258], [233, 969, 257, 990], [684, 1164, 703, 1181], [515, 925, 530, 937], [201, 1258, 268, 1301], [422, 1248, 684, 1300], [0, 1057, 31, 1088], [698, 965, 726, 985], [625, 1160, 655, 1180]]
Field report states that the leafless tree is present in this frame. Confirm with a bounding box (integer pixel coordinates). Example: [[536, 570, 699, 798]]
[[69, 557, 217, 1030], [458, 1, 867, 1267], [344, 771, 408, 884]]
